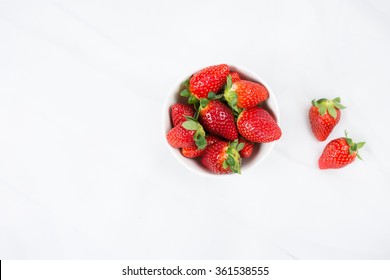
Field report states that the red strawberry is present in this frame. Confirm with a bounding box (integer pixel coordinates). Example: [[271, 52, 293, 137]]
[[309, 97, 346, 141], [237, 107, 281, 143], [198, 99, 238, 141], [166, 117, 206, 149], [230, 72, 241, 82], [188, 64, 230, 99], [181, 146, 203, 158], [201, 140, 243, 174], [319, 132, 365, 169], [238, 137, 254, 158], [181, 135, 221, 158], [171, 103, 196, 126], [224, 75, 269, 110], [167, 124, 195, 148]]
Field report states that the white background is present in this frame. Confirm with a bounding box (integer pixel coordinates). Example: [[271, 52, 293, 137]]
[[0, 0, 389, 259]]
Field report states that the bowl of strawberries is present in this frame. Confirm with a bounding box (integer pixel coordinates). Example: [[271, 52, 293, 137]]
[[163, 64, 282, 175]]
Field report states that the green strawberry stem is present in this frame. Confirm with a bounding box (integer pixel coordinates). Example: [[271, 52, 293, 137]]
[[207, 91, 223, 100], [182, 116, 206, 149], [223, 75, 242, 114], [180, 88, 190, 97], [193, 98, 209, 120], [182, 79, 190, 88], [222, 139, 242, 174], [180, 79, 200, 109], [344, 130, 365, 160], [193, 92, 223, 120], [312, 97, 346, 119]]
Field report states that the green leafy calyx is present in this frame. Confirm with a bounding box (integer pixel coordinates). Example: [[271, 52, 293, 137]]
[[207, 91, 223, 100], [344, 130, 365, 160], [181, 79, 199, 108], [312, 97, 346, 119], [180, 89, 190, 97], [200, 98, 209, 109], [182, 116, 207, 150], [182, 79, 190, 88], [224, 75, 241, 114], [222, 139, 242, 174]]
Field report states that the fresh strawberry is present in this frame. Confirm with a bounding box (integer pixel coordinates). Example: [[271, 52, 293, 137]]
[[201, 140, 244, 174], [224, 75, 269, 111], [237, 107, 281, 143], [319, 131, 365, 169], [238, 137, 254, 158], [167, 124, 195, 148], [181, 135, 221, 158], [309, 97, 346, 141], [230, 72, 241, 82], [166, 117, 206, 149], [198, 99, 238, 141], [171, 103, 196, 126], [182, 64, 229, 100]]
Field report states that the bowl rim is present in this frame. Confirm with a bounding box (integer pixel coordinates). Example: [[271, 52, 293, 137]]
[[162, 64, 280, 177]]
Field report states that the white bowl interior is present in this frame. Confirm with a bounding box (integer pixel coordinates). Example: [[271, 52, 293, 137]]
[[162, 65, 280, 176]]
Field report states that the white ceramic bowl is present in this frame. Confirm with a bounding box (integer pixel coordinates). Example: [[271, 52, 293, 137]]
[[162, 65, 280, 176]]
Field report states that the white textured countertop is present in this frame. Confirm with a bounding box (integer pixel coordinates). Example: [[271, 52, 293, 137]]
[[1, 0, 389, 259]]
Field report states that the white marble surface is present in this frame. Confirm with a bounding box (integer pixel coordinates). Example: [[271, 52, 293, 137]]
[[1, 0, 390, 259]]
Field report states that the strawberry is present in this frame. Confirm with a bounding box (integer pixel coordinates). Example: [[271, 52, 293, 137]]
[[167, 124, 195, 148], [181, 135, 221, 158], [237, 107, 281, 143], [198, 99, 238, 141], [319, 131, 365, 169], [166, 117, 206, 149], [238, 137, 254, 158], [181, 64, 229, 100], [201, 140, 244, 174], [230, 72, 241, 82], [171, 103, 196, 126], [224, 75, 269, 111], [309, 97, 346, 141]]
